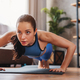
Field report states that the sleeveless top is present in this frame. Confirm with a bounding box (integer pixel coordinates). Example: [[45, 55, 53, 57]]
[[24, 33, 45, 58]]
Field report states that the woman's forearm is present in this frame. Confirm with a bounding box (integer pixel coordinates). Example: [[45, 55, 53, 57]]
[[60, 44, 76, 71]]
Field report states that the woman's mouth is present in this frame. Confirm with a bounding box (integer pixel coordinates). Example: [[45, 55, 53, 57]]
[[21, 41, 27, 44]]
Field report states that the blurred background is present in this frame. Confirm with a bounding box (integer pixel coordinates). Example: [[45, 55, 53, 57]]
[[0, 0, 79, 67]]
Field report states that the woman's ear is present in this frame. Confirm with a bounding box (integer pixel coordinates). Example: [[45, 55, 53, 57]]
[[34, 28, 37, 35]]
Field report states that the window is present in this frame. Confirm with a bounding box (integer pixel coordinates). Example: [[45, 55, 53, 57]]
[[0, 0, 29, 30]]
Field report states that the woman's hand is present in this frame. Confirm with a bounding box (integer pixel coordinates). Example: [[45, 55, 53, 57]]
[[49, 68, 66, 72], [0, 68, 5, 71]]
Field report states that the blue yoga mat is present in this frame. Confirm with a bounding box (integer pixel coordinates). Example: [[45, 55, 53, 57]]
[[0, 65, 64, 75]]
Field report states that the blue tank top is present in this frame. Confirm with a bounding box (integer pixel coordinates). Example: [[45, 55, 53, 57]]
[[24, 33, 45, 57]]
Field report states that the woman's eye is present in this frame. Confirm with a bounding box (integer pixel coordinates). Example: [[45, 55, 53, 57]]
[[18, 31, 21, 34], [26, 31, 30, 34]]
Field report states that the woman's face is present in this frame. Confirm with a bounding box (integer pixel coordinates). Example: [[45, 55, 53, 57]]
[[16, 22, 37, 46]]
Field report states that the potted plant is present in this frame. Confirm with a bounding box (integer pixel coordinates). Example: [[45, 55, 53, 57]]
[[41, 7, 75, 65]]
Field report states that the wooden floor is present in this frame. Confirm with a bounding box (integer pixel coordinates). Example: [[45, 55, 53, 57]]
[[0, 67, 80, 80]]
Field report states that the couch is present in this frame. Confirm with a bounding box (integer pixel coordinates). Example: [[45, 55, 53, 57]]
[[0, 45, 33, 67]]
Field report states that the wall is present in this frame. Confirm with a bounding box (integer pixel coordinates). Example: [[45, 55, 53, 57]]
[[46, 0, 54, 31], [46, 0, 78, 67], [29, 0, 46, 30]]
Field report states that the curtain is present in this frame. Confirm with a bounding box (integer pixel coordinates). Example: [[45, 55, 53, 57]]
[[29, 0, 46, 30]]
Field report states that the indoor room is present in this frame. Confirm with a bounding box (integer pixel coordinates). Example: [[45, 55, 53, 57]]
[[0, 0, 80, 80]]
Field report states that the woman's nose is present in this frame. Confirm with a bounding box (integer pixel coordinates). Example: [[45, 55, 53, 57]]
[[21, 33, 26, 39]]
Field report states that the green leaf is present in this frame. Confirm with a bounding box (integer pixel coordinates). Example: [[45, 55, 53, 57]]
[[58, 17, 71, 23], [57, 27, 65, 35], [64, 23, 75, 28], [62, 12, 66, 15], [41, 8, 50, 14]]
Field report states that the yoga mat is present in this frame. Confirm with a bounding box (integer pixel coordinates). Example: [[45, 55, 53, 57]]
[[0, 65, 64, 75]]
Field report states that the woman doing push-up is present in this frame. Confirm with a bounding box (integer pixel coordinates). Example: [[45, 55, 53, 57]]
[[0, 14, 76, 72]]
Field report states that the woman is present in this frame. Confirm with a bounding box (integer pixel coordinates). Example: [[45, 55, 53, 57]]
[[0, 14, 76, 72]]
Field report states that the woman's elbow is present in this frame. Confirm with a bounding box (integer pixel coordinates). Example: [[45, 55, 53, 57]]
[[70, 43, 76, 51], [73, 44, 76, 50]]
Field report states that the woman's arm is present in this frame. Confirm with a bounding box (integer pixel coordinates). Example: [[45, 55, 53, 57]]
[[38, 30, 76, 72], [0, 31, 16, 47], [0, 31, 16, 71]]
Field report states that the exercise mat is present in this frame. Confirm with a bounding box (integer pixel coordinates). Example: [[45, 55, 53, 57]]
[[0, 65, 64, 75]]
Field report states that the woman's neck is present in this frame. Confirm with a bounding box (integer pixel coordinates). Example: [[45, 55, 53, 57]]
[[27, 36, 35, 46]]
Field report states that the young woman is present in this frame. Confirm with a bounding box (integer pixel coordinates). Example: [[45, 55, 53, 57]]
[[0, 14, 76, 72]]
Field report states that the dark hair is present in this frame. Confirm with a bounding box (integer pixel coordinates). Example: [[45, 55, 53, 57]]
[[16, 14, 36, 31], [12, 14, 36, 60]]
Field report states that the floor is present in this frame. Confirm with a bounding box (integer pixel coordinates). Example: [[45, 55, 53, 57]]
[[0, 67, 80, 80]]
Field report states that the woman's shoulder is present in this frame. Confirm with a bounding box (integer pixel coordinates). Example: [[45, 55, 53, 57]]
[[37, 30, 49, 40], [37, 30, 50, 34], [0, 31, 16, 46], [3, 31, 16, 42], [37, 30, 44, 39], [37, 30, 51, 37], [37, 30, 46, 35], [5, 31, 16, 38]]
